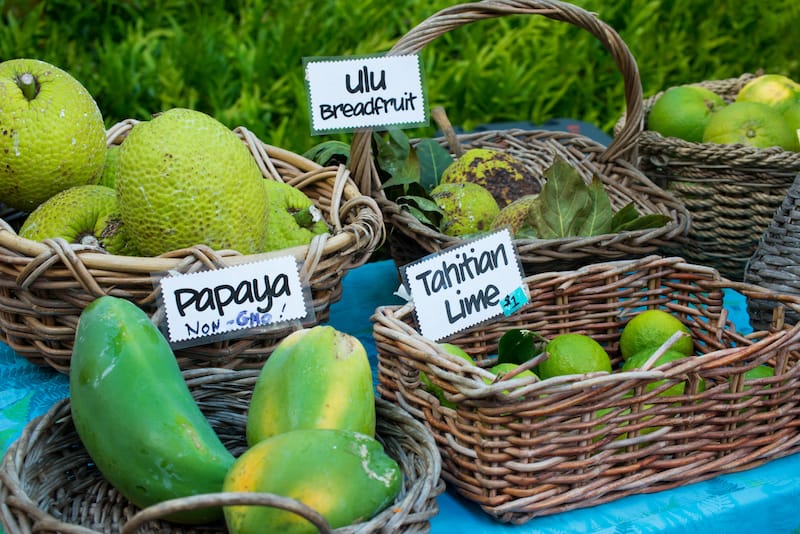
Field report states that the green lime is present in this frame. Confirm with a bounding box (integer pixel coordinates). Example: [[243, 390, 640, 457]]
[[420, 343, 474, 408], [619, 310, 694, 361], [622, 347, 703, 396], [539, 333, 612, 379], [736, 74, 800, 112], [702, 101, 798, 151], [647, 85, 726, 143]]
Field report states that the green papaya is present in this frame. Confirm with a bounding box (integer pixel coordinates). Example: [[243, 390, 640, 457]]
[[223, 428, 402, 534], [69, 295, 235, 524], [246, 325, 376, 446]]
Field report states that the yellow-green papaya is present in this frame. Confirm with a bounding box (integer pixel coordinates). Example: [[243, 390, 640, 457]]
[[223, 428, 402, 534], [246, 325, 375, 445], [69, 295, 235, 524]]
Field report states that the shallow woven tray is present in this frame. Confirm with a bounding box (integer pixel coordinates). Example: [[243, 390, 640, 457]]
[[372, 254, 800, 524], [615, 73, 800, 282], [0, 367, 444, 533], [0, 119, 385, 373], [350, 0, 690, 275], [745, 173, 800, 331]]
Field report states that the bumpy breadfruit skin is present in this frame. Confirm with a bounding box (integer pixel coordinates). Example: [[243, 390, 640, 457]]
[[430, 181, 500, 237], [490, 194, 540, 236], [440, 148, 541, 207]]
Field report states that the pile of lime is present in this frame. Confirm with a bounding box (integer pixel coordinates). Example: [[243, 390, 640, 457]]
[[647, 73, 800, 151]]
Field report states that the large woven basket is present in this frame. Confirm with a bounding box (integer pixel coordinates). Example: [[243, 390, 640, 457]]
[[0, 367, 444, 533], [350, 0, 690, 275], [744, 173, 800, 331], [0, 119, 384, 374], [615, 73, 800, 282], [372, 254, 800, 524]]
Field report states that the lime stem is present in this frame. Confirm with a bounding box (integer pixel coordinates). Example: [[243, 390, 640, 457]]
[[292, 205, 321, 228], [15, 72, 39, 101]]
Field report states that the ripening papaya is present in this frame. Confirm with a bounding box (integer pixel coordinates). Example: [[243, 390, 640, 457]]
[[246, 325, 376, 445], [69, 295, 235, 524], [222, 427, 403, 534]]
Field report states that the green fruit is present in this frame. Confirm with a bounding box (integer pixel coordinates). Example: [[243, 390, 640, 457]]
[[736, 74, 800, 112], [223, 428, 402, 534], [430, 181, 500, 237], [246, 325, 376, 446], [0, 58, 107, 211], [18, 184, 138, 255], [783, 104, 800, 148], [539, 333, 612, 379], [485, 362, 538, 394], [702, 101, 798, 151], [622, 347, 704, 396], [420, 342, 474, 409], [115, 108, 269, 256], [646, 85, 726, 143], [619, 309, 694, 361], [440, 148, 539, 207], [69, 296, 235, 524], [98, 144, 120, 188], [262, 179, 330, 252], [490, 194, 540, 236]]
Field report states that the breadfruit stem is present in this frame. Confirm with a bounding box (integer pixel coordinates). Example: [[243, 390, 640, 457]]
[[431, 106, 464, 157], [292, 205, 322, 229], [15, 72, 39, 101]]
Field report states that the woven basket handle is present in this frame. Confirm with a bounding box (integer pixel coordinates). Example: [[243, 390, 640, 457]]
[[350, 0, 644, 197], [119, 492, 333, 534]]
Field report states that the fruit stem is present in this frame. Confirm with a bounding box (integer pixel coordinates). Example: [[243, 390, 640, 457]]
[[292, 205, 322, 229], [431, 106, 464, 157], [15, 72, 39, 101]]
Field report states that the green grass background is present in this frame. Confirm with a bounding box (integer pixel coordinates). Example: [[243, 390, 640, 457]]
[[2, 0, 799, 154]]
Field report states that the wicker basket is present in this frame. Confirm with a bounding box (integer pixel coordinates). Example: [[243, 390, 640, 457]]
[[372, 254, 800, 524], [0, 119, 385, 374], [350, 0, 690, 275], [615, 73, 800, 282], [0, 367, 444, 533], [744, 173, 800, 331]]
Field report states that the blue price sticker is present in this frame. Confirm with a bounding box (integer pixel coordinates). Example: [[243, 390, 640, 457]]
[[501, 286, 528, 317]]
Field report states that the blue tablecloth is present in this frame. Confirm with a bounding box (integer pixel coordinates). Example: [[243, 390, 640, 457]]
[[3, 259, 800, 533]]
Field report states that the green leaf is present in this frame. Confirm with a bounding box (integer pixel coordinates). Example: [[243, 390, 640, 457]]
[[610, 203, 640, 231], [415, 138, 454, 192], [615, 213, 673, 232], [527, 157, 592, 239], [302, 140, 351, 167], [373, 129, 411, 183], [398, 195, 443, 228], [576, 176, 614, 236], [497, 329, 546, 365]]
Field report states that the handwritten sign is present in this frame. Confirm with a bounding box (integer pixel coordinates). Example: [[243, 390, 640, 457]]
[[304, 54, 427, 134], [159, 256, 311, 346], [401, 229, 528, 341]]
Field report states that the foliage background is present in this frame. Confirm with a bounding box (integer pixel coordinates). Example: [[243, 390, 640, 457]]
[[2, 0, 799, 155]]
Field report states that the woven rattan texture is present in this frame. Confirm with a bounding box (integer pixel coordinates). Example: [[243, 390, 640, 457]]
[[0, 120, 385, 374], [616, 74, 800, 282], [372, 255, 800, 524], [0, 368, 444, 533], [350, 0, 690, 275], [745, 174, 800, 331]]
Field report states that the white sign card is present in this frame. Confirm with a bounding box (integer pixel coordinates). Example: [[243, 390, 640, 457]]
[[159, 256, 311, 346], [400, 229, 529, 341], [304, 53, 427, 134]]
